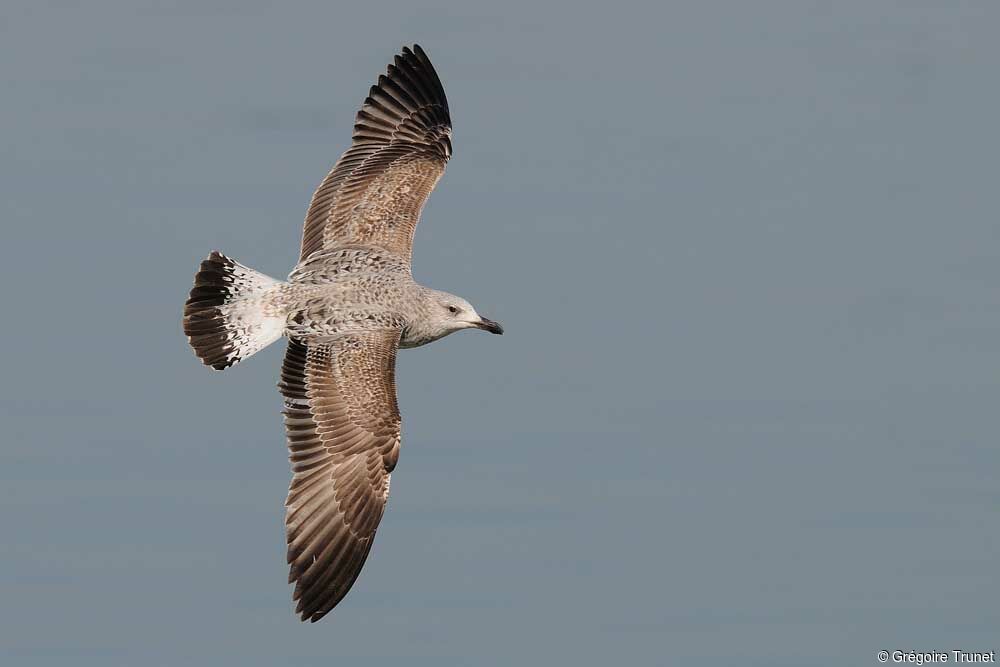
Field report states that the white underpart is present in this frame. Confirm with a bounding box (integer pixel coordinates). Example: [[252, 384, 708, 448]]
[[214, 260, 285, 364], [219, 295, 285, 362]]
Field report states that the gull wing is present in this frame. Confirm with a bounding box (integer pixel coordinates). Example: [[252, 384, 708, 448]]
[[278, 331, 402, 621], [299, 45, 452, 264]]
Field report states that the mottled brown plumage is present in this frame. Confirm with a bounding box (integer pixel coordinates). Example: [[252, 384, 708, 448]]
[[279, 333, 400, 621], [299, 45, 452, 263], [182, 45, 502, 622]]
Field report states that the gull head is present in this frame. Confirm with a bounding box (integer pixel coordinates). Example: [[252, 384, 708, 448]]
[[402, 289, 503, 348], [432, 291, 503, 336]]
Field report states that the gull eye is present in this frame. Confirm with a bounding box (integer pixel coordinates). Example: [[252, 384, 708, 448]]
[[447, 305, 459, 314]]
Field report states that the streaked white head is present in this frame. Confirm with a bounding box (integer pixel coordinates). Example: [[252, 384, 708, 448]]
[[401, 289, 503, 348]]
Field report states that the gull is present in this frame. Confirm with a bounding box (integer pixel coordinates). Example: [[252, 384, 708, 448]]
[[182, 45, 502, 622]]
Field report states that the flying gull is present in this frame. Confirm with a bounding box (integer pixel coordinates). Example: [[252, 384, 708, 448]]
[[182, 45, 502, 622]]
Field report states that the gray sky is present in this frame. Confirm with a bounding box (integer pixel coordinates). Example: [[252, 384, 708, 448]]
[[2, 1, 998, 665]]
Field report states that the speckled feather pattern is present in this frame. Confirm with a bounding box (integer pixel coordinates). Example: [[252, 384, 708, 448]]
[[281, 248, 416, 341]]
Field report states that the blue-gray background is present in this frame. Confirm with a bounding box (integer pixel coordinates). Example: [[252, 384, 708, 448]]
[[2, 1, 997, 665]]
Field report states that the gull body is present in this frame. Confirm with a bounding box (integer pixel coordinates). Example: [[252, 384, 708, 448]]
[[247, 247, 500, 348]]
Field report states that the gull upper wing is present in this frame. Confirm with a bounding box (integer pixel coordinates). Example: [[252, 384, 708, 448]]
[[299, 45, 452, 264], [278, 331, 402, 622]]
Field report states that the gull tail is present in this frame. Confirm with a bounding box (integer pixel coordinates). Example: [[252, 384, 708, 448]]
[[183, 251, 286, 370]]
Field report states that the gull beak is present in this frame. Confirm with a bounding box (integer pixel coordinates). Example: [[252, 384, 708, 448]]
[[475, 317, 504, 335]]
